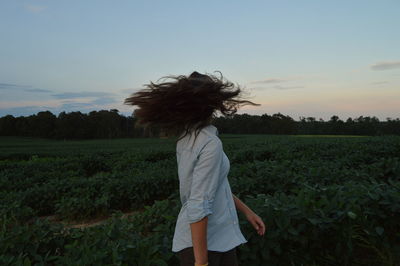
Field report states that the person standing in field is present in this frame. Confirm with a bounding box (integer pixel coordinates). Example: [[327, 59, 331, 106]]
[[124, 71, 266, 266]]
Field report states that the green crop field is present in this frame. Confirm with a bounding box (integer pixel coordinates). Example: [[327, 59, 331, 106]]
[[1, 135, 399, 265]]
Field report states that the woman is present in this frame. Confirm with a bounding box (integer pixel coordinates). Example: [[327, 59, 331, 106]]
[[124, 71, 266, 266]]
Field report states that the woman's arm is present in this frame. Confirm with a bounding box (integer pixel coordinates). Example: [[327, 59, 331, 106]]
[[187, 138, 223, 265], [232, 193, 254, 217], [190, 216, 209, 265], [232, 193, 266, 236]]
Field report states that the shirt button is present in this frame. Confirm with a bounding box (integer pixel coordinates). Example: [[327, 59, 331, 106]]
[[233, 221, 237, 224]]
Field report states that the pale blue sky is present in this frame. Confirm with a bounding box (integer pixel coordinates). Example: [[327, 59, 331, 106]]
[[1, 0, 399, 121]]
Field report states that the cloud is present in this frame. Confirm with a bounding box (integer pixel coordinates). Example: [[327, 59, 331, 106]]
[[51, 91, 114, 99], [59, 102, 94, 110], [0, 89, 123, 117], [23, 4, 47, 13], [370, 81, 389, 86], [0, 105, 54, 117], [0, 101, 114, 117], [51, 91, 120, 110], [370, 61, 400, 71], [57, 101, 123, 113], [1, 89, 122, 116], [252, 85, 304, 91], [247, 75, 307, 85], [24, 88, 53, 93], [0, 83, 51, 92], [0, 83, 31, 90], [50, 91, 120, 111], [248, 78, 291, 84], [91, 96, 119, 105], [273, 85, 304, 90]]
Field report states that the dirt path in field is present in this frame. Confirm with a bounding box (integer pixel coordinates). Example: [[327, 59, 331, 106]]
[[39, 209, 143, 229]]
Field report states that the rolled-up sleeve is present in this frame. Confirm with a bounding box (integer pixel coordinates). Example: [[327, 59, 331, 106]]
[[186, 137, 222, 224]]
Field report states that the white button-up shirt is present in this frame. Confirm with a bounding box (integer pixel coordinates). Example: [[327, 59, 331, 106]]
[[172, 124, 248, 253]]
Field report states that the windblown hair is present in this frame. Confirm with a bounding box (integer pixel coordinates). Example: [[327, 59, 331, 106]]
[[123, 71, 261, 144]]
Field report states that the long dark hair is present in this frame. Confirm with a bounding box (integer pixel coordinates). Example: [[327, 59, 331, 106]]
[[123, 71, 261, 144]]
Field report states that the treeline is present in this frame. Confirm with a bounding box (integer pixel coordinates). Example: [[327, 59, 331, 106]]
[[0, 110, 399, 139], [215, 113, 400, 136]]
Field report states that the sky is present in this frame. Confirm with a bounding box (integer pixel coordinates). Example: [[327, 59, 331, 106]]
[[0, 0, 399, 121]]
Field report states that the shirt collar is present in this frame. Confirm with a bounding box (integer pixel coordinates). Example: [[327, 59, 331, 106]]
[[179, 123, 219, 139], [204, 124, 219, 136]]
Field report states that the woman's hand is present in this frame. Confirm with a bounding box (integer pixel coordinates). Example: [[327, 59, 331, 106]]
[[245, 211, 266, 236]]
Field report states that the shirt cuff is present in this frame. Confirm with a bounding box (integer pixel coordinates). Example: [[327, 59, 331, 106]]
[[186, 198, 213, 223]]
